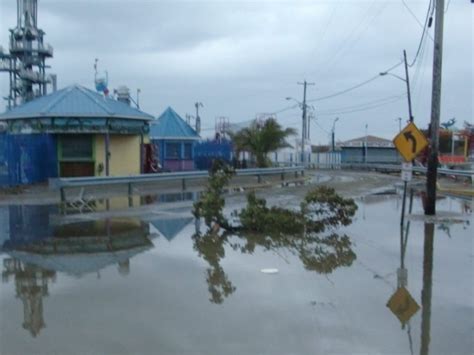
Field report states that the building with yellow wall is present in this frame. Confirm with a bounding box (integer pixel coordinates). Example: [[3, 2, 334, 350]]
[[0, 85, 154, 183]]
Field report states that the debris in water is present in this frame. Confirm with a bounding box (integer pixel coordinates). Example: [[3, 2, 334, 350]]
[[261, 268, 279, 274]]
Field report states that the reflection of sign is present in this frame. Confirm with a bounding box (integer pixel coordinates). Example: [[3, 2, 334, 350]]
[[393, 122, 428, 162], [401, 162, 413, 182], [387, 287, 420, 325]]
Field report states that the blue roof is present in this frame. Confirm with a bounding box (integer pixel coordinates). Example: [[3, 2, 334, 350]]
[[150, 107, 200, 140], [150, 217, 193, 241], [0, 84, 154, 121]]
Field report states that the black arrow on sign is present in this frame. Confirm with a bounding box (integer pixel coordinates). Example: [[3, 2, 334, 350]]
[[403, 131, 417, 153]]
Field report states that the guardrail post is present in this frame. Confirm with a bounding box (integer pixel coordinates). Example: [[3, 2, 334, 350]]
[[301, 169, 305, 177], [257, 175, 262, 183], [60, 187, 66, 215], [280, 172, 285, 181], [182, 178, 187, 191], [128, 183, 133, 207]]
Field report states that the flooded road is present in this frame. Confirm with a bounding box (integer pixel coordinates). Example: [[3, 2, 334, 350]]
[[0, 193, 472, 355]]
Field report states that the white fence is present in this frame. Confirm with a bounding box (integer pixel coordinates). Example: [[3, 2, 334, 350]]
[[269, 151, 341, 168]]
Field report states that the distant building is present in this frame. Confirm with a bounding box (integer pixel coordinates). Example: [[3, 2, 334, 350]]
[[0, 85, 153, 185], [338, 135, 400, 164], [150, 107, 200, 172]]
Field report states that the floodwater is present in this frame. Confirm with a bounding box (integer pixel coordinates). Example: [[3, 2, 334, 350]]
[[0, 193, 472, 355]]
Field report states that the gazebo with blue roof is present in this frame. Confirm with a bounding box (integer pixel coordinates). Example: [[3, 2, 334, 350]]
[[150, 107, 200, 171], [0, 84, 154, 185]]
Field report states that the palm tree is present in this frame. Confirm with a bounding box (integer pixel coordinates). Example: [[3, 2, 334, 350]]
[[230, 118, 296, 168]]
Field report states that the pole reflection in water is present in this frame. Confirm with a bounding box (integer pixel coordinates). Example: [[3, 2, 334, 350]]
[[420, 222, 434, 355]]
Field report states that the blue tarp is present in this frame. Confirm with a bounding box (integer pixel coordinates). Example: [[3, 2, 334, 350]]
[[0, 133, 58, 186]]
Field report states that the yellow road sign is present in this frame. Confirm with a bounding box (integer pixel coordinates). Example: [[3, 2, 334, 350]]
[[393, 122, 428, 162], [386, 286, 420, 325]]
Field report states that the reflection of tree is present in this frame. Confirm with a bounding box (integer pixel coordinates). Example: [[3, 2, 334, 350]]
[[192, 227, 356, 304], [192, 162, 358, 304], [2, 258, 56, 338], [192, 230, 236, 304]]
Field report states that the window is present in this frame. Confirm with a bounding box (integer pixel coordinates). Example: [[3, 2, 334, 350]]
[[61, 135, 93, 160], [166, 142, 181, 159], [184, 143, 193, 159]]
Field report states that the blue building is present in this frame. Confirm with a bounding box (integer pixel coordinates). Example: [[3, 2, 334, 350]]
[[194, 138, 234, 170], [339, 135, 401, 164], [0, 85, 153, 186], [150, 107, 200, 171]]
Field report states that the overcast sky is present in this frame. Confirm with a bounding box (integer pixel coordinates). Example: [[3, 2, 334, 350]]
[[0, 0, 472, 144]]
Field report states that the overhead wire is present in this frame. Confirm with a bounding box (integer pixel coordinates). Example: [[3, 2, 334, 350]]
[[316, 93, 406, 115], [314, 96, 405, 116], [401, 0, 434, 41], [407, 0, 434, 67], [321, 1, 389, 78], [306, 61, 403, 103]]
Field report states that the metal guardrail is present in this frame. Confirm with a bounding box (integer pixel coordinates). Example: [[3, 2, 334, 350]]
[[311, 163, 474, 179], [50, 166, 306, 204]]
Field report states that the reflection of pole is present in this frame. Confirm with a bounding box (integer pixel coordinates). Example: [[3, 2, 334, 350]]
[[401, 181, 408, 226], [420, 223, 434, 355]]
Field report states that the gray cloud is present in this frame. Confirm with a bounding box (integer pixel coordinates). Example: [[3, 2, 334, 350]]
[[1, 0, 472, 144]]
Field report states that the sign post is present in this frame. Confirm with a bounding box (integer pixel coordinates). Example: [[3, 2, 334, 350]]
[[393, 122, 428, 226]]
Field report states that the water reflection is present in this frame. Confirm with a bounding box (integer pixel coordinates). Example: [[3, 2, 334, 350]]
[[193, 217, 356, 304], [387, 217, 436, 354], [1, 216, 153, 338], [2, 259, 56, 338]]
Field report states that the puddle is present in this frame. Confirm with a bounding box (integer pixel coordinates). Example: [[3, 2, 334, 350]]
[[0, 195, 472, 354]]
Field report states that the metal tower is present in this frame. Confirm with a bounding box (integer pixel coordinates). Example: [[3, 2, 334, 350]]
[[0, 0, 55, 109]]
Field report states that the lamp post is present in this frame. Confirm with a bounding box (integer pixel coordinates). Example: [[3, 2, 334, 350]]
[[396, 117, 402, 132], [364, 124, 368, 163], [379, 50, 413, 124], [331, 117, 339, 151], [380, 50, 414, 226]]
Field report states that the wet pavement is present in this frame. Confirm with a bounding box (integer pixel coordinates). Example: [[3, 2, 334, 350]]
[[0, 190, 472, 355]]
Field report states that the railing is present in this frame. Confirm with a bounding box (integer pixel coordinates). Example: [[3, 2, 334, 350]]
[[10, 41, 53, 56], [50, 166, 306, 204], [312, 162, 474, 179]]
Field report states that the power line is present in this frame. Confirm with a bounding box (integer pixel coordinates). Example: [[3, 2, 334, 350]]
[[316, 93, 406, 114], [307, 61, 403, 103], [271, 104, 299, 115], [407, 0, 434, 67], [401, 0, 434, 41], [315, 96, 405, 116]]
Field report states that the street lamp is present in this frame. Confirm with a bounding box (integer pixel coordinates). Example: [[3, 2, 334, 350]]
[[380, 50, 414, 226], [331, 117, 339, 151], [379, 50, 413, 124], [396, 117, 402, 132]]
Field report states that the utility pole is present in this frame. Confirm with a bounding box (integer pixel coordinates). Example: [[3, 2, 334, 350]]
[[425, 0, 445, 216], [297, 80, 315, 165]]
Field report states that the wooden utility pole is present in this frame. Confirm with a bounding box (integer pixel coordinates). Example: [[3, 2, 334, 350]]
[[425, 0, 445, 215], [297, 80, 314, 164]]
